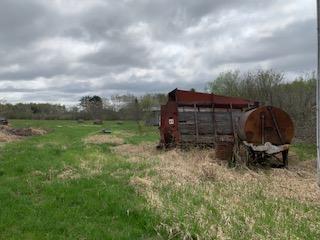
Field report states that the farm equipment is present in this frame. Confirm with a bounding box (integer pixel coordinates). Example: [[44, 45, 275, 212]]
[[0, 117, 8, 125], [158, 89, 259, 148], [233, 106, 294, 167], [158, 89, 294, 167]]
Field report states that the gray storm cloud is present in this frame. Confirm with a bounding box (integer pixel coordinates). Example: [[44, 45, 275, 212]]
[[0, 0, 316, 104]]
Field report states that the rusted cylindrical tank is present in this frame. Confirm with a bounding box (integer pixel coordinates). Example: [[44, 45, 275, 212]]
[[237, 106, 294, 145]]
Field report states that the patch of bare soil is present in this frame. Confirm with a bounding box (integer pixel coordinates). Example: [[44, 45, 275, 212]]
[[118, 143, 320, 204], [84, 134, 124, 145], [0, 125, 47, 142]]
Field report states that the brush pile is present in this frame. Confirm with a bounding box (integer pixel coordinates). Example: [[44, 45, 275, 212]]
[[0, 125, 47, 142]]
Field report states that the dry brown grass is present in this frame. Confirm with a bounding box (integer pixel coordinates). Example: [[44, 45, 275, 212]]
[[45, 161, 104, 181], [0, 131, 21, 142], [57, 166, 80, 180], [129, 176, 164, 209], [33, 153, 107, 181], [29, 128, 47, 135], [113, 143, 320, 239], [0, 126, 47, 142], [119, 144, 320, 204], [113, 143, 159, 158], [79, 157, 104, 177], [83, 134, 124, 145], [112, 143, 157, 159]]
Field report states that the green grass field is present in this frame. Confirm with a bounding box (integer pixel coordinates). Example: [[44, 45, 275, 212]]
[[0, 120, 319, 239]]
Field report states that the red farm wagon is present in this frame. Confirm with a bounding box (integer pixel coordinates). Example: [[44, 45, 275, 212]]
[[158, 89, 294, 167]]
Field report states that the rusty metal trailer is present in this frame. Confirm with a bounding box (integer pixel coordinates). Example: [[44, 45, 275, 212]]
[[159, 89, 259, 147], [159, 89, 294, 167]]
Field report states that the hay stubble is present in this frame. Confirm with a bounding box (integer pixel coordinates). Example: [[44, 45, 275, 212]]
[[114, 143, 320, 239]]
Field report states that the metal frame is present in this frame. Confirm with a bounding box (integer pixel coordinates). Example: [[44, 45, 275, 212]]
[[159, 89, 258, 147]]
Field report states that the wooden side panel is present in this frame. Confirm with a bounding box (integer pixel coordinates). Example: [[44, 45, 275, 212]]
[[178, 112, 195, 123], [178, 110, 215, 143], [232, 111, 243, 131], [178, 107, 243, 144], [215, 112, 232, 135], [180, 135, 215, 143]]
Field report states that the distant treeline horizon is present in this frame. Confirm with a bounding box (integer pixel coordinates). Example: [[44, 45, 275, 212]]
[[0, 69, 316, 142]]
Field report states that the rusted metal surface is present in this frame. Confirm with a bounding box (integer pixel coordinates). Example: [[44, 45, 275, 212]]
[[235, 106, 294, 167], [237, 106, 294, 145], [159, 89, 295, 167], [216, 142, 234, 161], [159, 89, 258, 147], [159, 101, 180, 147], [168, 89, 259, 108]]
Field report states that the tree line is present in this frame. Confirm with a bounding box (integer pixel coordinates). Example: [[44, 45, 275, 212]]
[[206, 70, 316, 143], [0, 70, 315, 142], [0, 93, 167, 121]]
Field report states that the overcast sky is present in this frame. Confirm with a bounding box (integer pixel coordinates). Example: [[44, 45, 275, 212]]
[[0, 0, 317, 104]]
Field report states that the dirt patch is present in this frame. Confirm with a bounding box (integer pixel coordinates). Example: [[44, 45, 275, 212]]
[[84, 134, 124, 145], [0, 126, 47, 142]]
